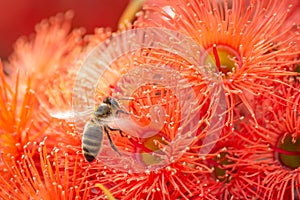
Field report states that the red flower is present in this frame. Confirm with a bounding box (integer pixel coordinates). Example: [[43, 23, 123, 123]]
[[135, 0, 300, 126], [78, 54, 220, 199], [6, 11, 112, 119], [0, 61, 50, 170], [0, 12, 114, 199], [237, 83, 300, 199], [0, 138, 90, 199], [1, 1, 299, 199]]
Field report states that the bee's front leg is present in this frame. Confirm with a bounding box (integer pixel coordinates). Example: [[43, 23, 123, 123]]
[[104, 125, 122, 156], [105, 125, 125, 137], [115, 109, 130, 116]]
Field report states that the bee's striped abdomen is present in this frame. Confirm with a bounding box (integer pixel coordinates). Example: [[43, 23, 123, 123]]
[[82, 121, 103, 162]]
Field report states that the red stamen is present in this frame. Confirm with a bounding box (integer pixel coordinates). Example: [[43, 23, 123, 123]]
[[128, 138, 154, 153], [212, 44, 221, 68], [270, 144, 300, 156]]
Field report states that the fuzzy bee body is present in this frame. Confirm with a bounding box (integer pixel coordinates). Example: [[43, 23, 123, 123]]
[[82, 120, 104, 162], [82, 97, 126, 162]]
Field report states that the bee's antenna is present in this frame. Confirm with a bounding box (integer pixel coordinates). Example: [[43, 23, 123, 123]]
[[116, 92, 168, 101], [117, 97, 135, 101]]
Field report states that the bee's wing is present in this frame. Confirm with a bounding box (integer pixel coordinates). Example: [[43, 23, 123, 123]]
[[82, 121, 104, 162], [74, 108, 94, 134], [73, 78, 95, 133]]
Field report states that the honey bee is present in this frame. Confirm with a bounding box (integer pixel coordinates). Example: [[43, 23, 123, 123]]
[[82, 97, 128, 162]]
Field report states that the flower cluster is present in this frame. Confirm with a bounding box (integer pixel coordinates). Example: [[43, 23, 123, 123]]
[[0, 0, 299, 199]]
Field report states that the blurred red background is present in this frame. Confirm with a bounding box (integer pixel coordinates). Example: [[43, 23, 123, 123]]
[[0, 0, 130, 59]]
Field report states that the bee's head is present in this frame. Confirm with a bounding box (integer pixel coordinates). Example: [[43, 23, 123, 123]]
[[103, 97, 120, 109]]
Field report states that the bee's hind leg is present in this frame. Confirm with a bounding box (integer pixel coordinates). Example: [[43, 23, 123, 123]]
[[104, 125, 122, 156]]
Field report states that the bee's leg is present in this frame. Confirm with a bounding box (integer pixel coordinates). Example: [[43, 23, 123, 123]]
[[114, 110, 130, 136], [104, 125, 121, 156], [116, 109, 130, 115], [106, 126, 125, 137]]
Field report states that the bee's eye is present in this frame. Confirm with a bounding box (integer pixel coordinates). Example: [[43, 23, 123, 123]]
[[103, 97, 110, 104], [109, 99, 120, 109], [103, 97, 120, 109]]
